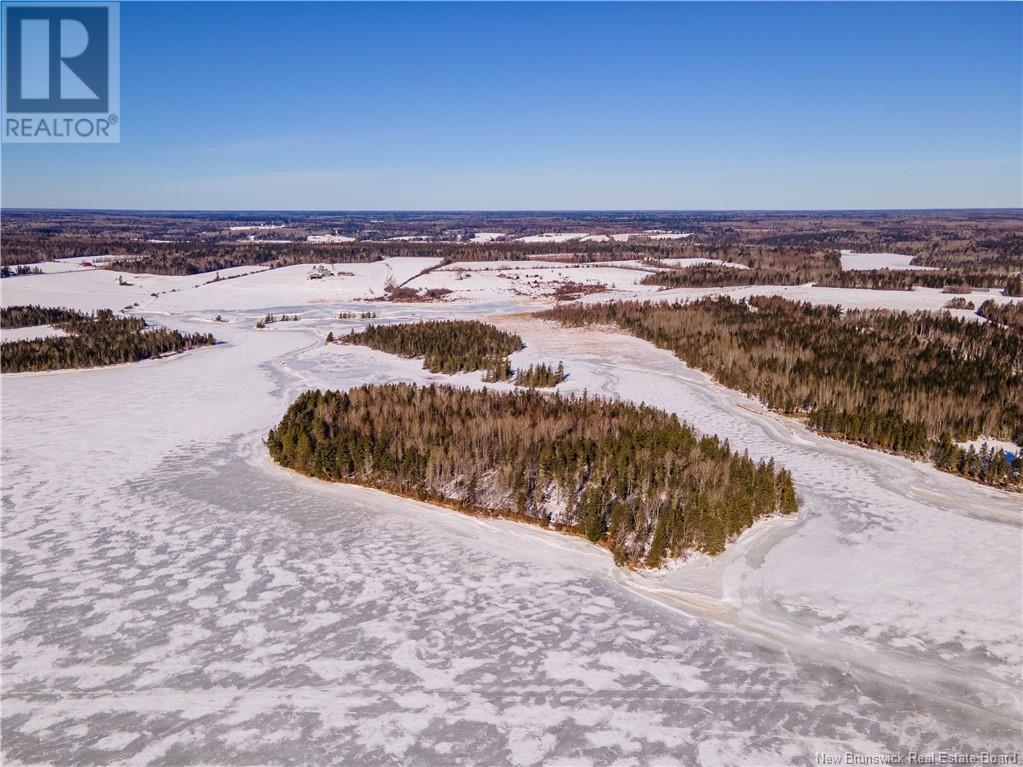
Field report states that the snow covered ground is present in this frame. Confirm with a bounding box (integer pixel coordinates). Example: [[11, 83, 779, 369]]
[[657, 257, 748, 270], [516, 232, 589, 243], [16, 259, 93, 274], [404, 260, 659, 302], [0, 324, 70, 342], [839, 250, 939, 271], [647, 231, 694, 240], [470, 232, 506, 243], [955, 437, 1021, 457], [2, 264, 1021, 765], [514, 232, 693, 244], [307, 234, 356, 243], [0, 258, 442, 315]]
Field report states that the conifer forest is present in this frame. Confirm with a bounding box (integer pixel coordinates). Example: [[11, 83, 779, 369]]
[[267, 384, 799, 565], [1, 306, 216, 373], [540, 297, 1022, 489]]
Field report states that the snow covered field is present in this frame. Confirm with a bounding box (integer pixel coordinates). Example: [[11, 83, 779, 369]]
[[956, 437, 1021, 457], [0, 324, 69, 342], [307, 234, 356, 243], [657, 258, 748, 270], [2, 263, 1020, 765], [647, 231, 694, 240], [605, 282, 1017, 315], [514, 232, 694, 244], [839, 250, 939, 271], [470, 232, 506, 243], [404, 260, 660, 302], [516, 232, 590, 243]]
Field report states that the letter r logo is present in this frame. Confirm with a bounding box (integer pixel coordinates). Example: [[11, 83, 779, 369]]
[[5, 5, 109, 113]]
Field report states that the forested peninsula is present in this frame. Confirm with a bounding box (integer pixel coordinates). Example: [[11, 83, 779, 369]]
[[1, 305, 216, 373], [268, 384, 798, 566], [539, 297, 1022, 489]]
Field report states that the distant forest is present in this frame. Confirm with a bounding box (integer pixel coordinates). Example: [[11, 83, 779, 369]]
[[268, 384, 798, 565], [540, 297, 1022, 489], [1, 306, 215, 373], [4, 222, 1019, 299], [341, 320, 523, 381], [642, 265, 1022, 295], [98, 241, 823, 277]]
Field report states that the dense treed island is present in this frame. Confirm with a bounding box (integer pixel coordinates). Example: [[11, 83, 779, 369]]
[[341, 320, 524, 381], [539, 297, 1022, 489], [514, 362, 566, 388], [268, 384, 798, 565], [1, 305, 215, 373]]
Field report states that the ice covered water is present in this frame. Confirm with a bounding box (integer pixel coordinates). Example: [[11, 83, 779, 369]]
[[4, 435, 1018, 765], [1, 278, 1020, 765]]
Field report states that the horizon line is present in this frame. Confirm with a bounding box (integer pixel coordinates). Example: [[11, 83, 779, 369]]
[[4, 207, 1022, 215]]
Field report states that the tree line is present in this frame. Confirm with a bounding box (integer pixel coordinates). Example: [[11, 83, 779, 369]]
[[2, 305, 87, 328], [267, 384, 798, 565], [341, 320, 524, 378], [641, 265, 1019, 293], [539, 297, 1022, 489], [1, 306, 216, 373], [1, 265, 44, 278], [977, 299, 1023, 330], [931, 435, 1020, 487]]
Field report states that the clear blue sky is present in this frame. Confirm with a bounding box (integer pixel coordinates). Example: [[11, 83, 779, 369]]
[[3, 1, 1020, 210]]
